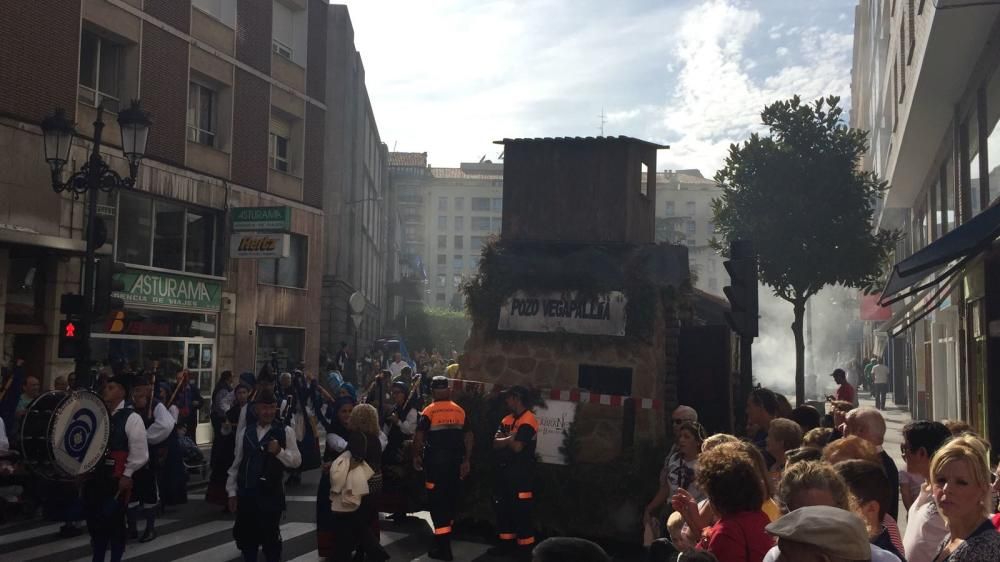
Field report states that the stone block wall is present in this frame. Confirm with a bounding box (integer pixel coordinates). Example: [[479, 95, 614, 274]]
[[461, 292, 679, 462]]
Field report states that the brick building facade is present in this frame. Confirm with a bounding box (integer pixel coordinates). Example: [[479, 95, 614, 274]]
[[0, 0, 364, 444]]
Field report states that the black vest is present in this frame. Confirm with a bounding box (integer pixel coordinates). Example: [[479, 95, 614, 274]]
[[95, 404, 134, 485], [236, 422, 287, 511]]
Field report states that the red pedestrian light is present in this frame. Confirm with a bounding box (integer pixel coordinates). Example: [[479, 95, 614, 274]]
[[65, 321, 76, 337]]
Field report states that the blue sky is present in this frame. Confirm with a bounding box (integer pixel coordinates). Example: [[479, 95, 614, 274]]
[[340, 0, 857, 176]]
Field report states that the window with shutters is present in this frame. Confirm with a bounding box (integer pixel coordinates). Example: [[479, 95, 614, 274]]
[[907, 0, 915, 64], [269, 115, 292, 173], [79, 28, 124, 112], [188, 82, 216, 146]]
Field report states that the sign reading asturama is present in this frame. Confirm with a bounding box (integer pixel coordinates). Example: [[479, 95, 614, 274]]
[[497, 291, 627, 336], [112, 269, 223, 312], [230, 233, 290, 258], [231, 206, 292, 232]]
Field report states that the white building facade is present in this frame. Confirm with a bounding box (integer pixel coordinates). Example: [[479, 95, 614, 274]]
[[852, 0, 1000, 439]]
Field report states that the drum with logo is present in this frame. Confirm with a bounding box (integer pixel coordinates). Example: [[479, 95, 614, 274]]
[[19, 390, 110, 480]]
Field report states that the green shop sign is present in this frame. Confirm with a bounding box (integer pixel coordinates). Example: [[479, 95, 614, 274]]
[[113, 269, 223, 312], [231, 206, 291, 232]]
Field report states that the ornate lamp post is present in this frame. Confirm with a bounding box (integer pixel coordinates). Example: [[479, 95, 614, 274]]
[[40, 101, 151, 388]]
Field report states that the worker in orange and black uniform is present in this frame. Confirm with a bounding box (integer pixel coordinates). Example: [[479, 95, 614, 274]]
[[489, 385, 539, 558], [412, 376, 473, 561]]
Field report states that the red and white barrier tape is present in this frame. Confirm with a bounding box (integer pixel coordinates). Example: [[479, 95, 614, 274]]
[[447, 378, 662, 410]]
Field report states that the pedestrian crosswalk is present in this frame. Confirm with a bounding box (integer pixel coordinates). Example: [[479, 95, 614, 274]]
[[0, 510, 506, 562]]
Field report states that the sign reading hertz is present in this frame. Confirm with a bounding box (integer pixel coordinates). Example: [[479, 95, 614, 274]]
[[497, 291, 627, 336], [230, 233, 290, 259]]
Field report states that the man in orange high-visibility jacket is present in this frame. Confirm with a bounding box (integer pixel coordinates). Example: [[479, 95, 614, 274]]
[[413, 376, 473, 561], [489, 385, 539, 558]]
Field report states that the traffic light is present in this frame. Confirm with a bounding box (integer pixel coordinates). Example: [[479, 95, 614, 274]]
[[94, 258, 127, 316], [723, 240, 759, 339], [58, 319, 81, 358]]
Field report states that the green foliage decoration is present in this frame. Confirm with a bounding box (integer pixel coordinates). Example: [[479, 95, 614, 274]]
[[404, 306, 472, 354], [462, 239, 683, 342]]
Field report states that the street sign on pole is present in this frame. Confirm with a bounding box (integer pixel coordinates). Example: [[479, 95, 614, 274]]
[[349, 291, 366, 314]]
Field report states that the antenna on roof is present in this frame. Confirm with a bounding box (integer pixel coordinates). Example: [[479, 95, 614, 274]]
[[599, 107, 607, 136], [392, 141, 397, 151], [479, 154, 486, 163], [497, 151, 504, 161]]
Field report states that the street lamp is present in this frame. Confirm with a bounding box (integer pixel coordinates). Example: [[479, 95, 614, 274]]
[[40, 101, 151, 389]]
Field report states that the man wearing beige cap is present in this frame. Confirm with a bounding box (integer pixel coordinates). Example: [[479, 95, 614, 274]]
[[766, 505, 872, 561]]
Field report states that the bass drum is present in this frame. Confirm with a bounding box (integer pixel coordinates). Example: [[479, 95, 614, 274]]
[[19, 390, 110, 480]]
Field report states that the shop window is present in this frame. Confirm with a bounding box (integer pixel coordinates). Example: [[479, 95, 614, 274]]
[[79, 28, 123, 112], [153, 201, 185, 270], [187, 82, 217, 147], [258, 234, 307, 288], [578, 364, 633, 396], [472, 197, 490, 211], [117, 192, 153, 266], [984, 68, 1000, 205], [965, 110, 983, 218], [117, 193, 225, 276], [5, 255, 46, 325], [256, 326, 305, 375]]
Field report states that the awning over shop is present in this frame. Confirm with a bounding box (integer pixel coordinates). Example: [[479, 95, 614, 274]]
[[879, 269, 960, 337], [879, 202, 1000, 305]]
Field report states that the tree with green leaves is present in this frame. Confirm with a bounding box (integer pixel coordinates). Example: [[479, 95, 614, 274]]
[[712, 95, 897, 405]]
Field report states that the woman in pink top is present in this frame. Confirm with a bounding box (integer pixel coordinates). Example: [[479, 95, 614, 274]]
[[693, 446, 773, 562]]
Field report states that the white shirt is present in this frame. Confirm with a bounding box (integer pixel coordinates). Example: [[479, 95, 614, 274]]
[[0, 417, 8, 452], [145, 402, 176, 445], [225, 422, 301, 497], [764, 543, 899, 562], [388, 360, 408, 379], [902, 485, 949, 562], [872, 364, 890, 385], [113, 401, 149, 479], [384, 408, 419, 437]]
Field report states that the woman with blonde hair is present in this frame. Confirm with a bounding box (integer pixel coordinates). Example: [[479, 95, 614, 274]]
[[930, 435, 1000, 561], [331, 403, 388, 561]]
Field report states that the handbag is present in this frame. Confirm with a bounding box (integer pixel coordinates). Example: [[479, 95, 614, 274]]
[[362, 433, 383, 494]]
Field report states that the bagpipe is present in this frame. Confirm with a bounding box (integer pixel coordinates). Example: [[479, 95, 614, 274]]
[[165, 370, 189, 413]]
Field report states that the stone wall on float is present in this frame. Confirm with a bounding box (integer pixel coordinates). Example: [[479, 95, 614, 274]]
[[460, 291, 679, 463]]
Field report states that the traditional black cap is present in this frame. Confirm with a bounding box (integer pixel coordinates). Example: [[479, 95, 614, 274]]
[[255, 388, 278, 405], [105, 372, 133, 391], [391, 380, 409, 393], [132, 372, 153, 387], [430, 376, 449, 390]]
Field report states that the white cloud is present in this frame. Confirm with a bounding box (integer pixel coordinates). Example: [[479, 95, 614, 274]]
[[606, 108, 641, 122], [776, 46, 789, 56], [658, 0, 853, 175]]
